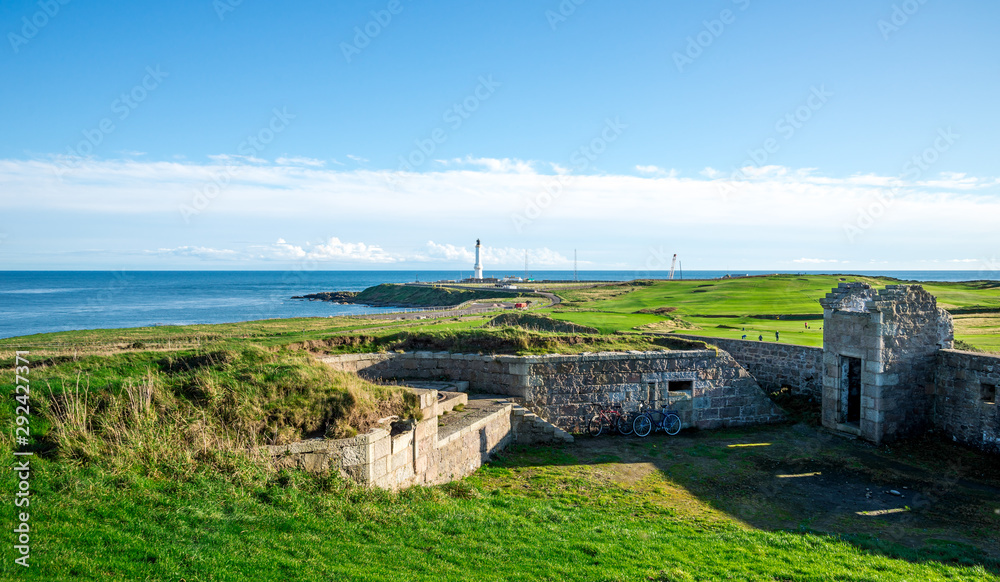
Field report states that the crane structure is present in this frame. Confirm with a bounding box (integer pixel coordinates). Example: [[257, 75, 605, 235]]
[[668, 254, 678, 280]]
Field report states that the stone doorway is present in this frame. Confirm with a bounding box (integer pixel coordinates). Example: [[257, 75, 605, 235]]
[[840, 356, 862, 425]]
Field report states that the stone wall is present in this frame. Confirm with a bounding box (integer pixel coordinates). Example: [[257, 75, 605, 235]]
[[510, 350, 784, 432], [430, 401, 514, 486], [669, 334, 823, 398], [320, 349, 786, 433], [264, 388, 568, 489], [321, 352, 524, 396], [819, 283, 954, 444], [934, 349, 1000, 453]]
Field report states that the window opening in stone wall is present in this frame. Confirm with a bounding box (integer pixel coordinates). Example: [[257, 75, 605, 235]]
[[668, 380, 693, 392], [983, 383, 997, 404], [840, 356, 862, 424]]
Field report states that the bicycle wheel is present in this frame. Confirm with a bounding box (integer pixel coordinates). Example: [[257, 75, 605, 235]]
[[616, 413, 634, 435], [664, 413, 682, 436], [587, 416, 604, 437], [633, 414, 653, 437]]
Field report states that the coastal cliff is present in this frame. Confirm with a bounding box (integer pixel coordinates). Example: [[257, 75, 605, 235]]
[[293, 283, 516, 308]]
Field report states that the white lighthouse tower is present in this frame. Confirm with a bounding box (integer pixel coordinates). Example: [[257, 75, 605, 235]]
[[473, 239, 483, 280]]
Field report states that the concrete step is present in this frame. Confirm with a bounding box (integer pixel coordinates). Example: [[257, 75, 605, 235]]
[[507, 401, 574, 444]]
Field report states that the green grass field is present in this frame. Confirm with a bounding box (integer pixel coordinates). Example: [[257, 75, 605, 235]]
[[545, 275, 1000, 352], [3, 424, 997, 581]]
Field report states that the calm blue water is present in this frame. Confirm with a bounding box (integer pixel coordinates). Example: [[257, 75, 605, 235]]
[[0, 270, 994, 339]]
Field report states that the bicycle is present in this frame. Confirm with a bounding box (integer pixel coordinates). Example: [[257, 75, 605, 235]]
[[632, 404, 682, 437], [587, 405, 634, 437]]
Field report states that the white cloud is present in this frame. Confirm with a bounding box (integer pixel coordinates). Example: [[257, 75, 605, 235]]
[[4, 157, 997, 232], [207, 153, 266, 164], [2, 156, 1000, 269], [442, 156, 537, 174], [269, 237, 397, 263], [149, 246, 240, 260], [792, 258, 843, 264], [275, 156, 326, 167], [424, 241, 473, 262], [635, 165, 677, 178], [420, 241, 568, 267], [346, 154, 369, 163]]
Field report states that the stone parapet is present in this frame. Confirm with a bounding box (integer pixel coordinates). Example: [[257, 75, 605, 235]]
[[262, 387, 572, 490]]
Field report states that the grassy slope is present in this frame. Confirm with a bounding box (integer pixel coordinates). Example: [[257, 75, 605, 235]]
[[2, 428, 996, 581], [2, 347, 417, 472], [0, 314, 679, 360]]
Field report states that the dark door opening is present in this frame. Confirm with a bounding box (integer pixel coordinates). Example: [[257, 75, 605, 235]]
[[841, 356, 862, 424]]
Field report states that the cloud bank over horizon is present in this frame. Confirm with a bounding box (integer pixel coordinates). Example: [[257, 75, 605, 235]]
[[1, 154, 998, 272]]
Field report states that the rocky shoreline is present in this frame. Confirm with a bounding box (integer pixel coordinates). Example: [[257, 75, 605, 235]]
[[291, 291, 360, 303], [290, 290, 436, 307], [292, 283, 515, 308]]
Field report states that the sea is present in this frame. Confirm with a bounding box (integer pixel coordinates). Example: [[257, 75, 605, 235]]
[[0, 270, 995, 340]]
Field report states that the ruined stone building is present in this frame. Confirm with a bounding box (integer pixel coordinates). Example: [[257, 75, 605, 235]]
[[819, 283, 954, 443], [274, 281, 998, 489], [818, 282, 997, 450]]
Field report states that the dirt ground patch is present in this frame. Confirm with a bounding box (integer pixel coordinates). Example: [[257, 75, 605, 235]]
[[492, 422, 1000, 568]]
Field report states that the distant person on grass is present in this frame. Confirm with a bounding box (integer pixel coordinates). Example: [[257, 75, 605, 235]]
[[758, 334, 763, 341], [775, 331, 780, 341]]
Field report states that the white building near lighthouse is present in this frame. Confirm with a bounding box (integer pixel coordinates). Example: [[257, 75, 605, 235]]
[[473, 239, 483, 279]]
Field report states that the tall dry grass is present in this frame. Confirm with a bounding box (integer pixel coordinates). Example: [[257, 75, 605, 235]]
[[37, 347, 417, 483], [44, 371, 266, 481]]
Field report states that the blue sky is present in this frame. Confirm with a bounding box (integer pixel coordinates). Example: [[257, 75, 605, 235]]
[[1, 0, 999, 271]]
